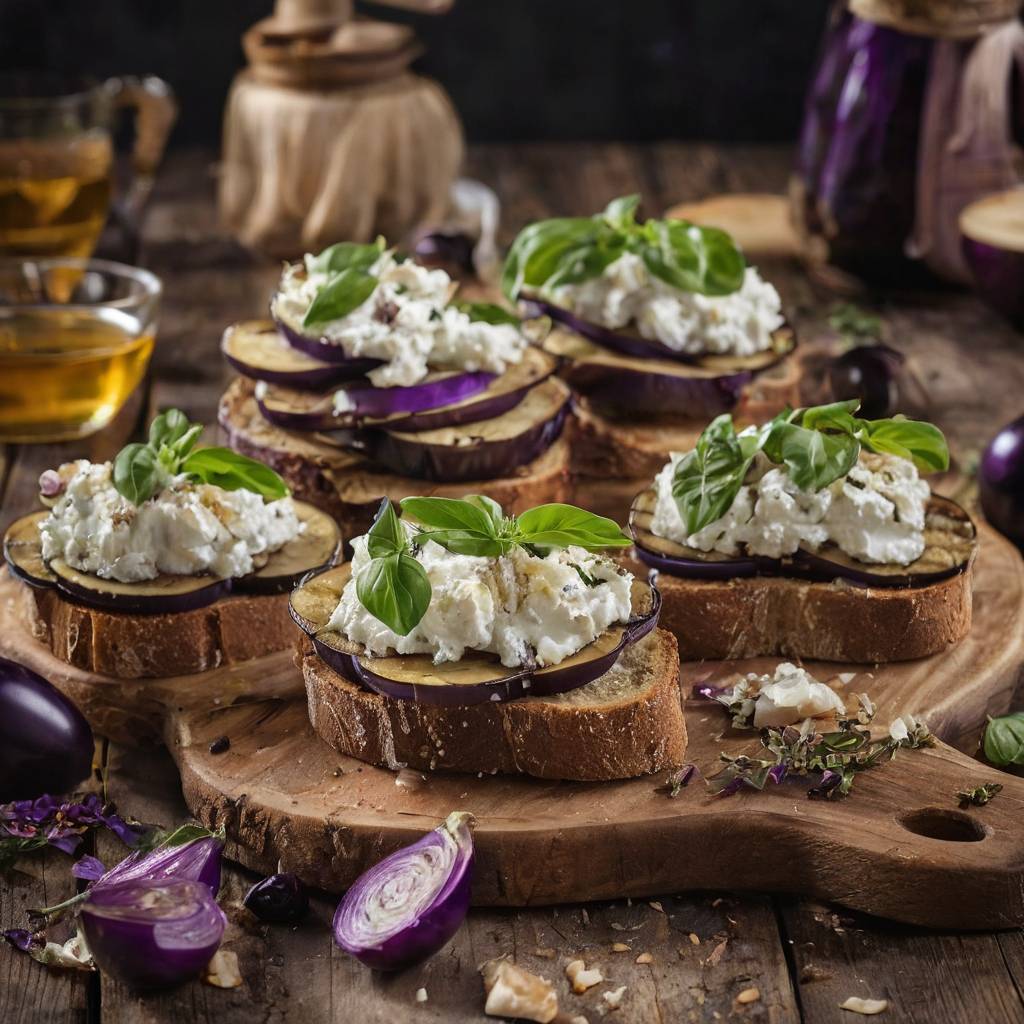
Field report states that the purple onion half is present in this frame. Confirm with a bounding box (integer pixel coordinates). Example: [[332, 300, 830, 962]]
[[333, 812, 474, 971], [80, 880, 226, 990], [98, 828, 224, 896]]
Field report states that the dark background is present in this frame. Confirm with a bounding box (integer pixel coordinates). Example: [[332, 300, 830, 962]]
[[0, 0, 832, 146]]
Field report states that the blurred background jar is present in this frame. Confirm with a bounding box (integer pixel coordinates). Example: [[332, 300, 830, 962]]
[[0, 72, 176, 262]]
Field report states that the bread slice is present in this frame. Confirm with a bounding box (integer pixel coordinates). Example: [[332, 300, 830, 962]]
[[567, 355, 803, 480], [653, 568, 973, 663], [21, 582, 296, 678], [300, 629, 687, 781], [218, 377, 571, 540]]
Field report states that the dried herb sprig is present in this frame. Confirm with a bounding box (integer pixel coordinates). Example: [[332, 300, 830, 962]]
[[706, 701, 933, 800], [956, 782, 1003, 808]]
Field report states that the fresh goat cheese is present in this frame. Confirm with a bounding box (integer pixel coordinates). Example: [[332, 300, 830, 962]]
[[330, 525, 633, 668], [272, 252, 526, 390], [550, 252, 783, 357], [651, 450, 930, 566], [39, 460, 303, 583], [743, 663, 847, 728]]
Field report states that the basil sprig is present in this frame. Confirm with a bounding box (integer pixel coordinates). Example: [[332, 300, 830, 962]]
[[302, 238, 385, 328], [983, 712, 1024, 767], [355, 497, 630, 634], [501, 194, 746, 302], [453, 300, 521, 326], [672, 400, 950, 536], [112, 408, 289, 506]]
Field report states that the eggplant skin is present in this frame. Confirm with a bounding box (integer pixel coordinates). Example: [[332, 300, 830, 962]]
[[962, 238, 1024, 327], [0, 656, 93, 801]]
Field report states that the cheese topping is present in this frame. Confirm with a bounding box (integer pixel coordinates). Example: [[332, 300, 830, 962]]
[[39, 460, 303, 583], [272, 252, 526, 389], [550, 253, 783, 357], [721, 663, 847, 729], [330, 525, 633, 668], [651, 450, 930, 565]]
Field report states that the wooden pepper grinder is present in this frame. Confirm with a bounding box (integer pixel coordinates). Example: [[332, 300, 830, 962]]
[[219, 0, 462, 257]]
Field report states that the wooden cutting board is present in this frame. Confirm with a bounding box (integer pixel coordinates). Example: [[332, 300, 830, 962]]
[[159, 522, 1024, 930]]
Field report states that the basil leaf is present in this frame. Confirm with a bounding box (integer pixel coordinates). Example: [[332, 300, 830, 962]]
[[797, 400, 861, 434], [181, 447, 289, 500], [366, 499, 407, 558], [602, 194, 640, 231], [515, 503, 630, 550], [544, 238, 628, 291], [356, 551, 431, 636], [762, 420, 860, 492], [858, 417, 950, 473], [454, 301, 520, 326], [149, 408, 191, 450], [983, 713, 1024, 767], [170, 424, 203, 459], [303, 268, 378, 327], [641, 220, 745, 297], [671, 415, 764, 535], [308, 238, 384, 275], [463, 494, 505, 531], [400, 496, 505, 557], [502, 217, 604, 300], [112, 443, 162, 505]]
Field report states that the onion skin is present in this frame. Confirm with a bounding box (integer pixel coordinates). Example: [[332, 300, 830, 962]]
[[333, 812, 473, 971], [274, 315, 384, 371], [0, 657, 93, 801], [962, 238, 1024, 328], [81, 880, 226, 990], [99, 834, 224, 896], [243, 873, 309, 923], [980, 414, 1024, 548]]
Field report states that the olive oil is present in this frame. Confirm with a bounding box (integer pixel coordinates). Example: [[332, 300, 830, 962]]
[[0, 307, 153, 441]]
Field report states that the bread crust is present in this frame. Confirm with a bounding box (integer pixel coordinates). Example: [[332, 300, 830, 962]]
[[218, 377, 571, 539], [652, 567, 974, 663], [301, 629, 687, 781], [21, 583, 296, 678]]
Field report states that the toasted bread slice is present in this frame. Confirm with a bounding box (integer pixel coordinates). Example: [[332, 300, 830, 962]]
[[21, 583, 296, 678], [653, 568, 973, 663], [566, 355, 803, 480], [301, 629, 687, 781], [218, 377, 571, 540]]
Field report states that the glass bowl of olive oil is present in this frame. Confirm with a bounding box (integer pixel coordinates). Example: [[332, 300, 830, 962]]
[[0, 258, 160, 441]]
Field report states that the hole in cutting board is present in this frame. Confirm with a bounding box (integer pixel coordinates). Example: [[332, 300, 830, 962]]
[[897, 808, 988, 843]]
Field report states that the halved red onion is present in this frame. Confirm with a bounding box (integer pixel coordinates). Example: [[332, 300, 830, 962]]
[[97, 827, 224, 896], [80, 880, 226, 989], [222, 320, 367, 390], [332, 812, 474, 970], [290, 564, 661, 706], [629, 487, 976, 589], [274, 314, 385, 370], [525, 296, 796, 369], [328, 378, 570, 483]]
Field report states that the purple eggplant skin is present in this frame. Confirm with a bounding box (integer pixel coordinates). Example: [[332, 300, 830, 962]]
[[244, 873, 309, 924], [333, 813, 473, 971], [962, 238, 1024, 328], [80, 880, 226, 990], [828, 344, 905, 419], [274, 316, 384, 371], [0, 657, 93, 801], [980, 414, 1024, 548]]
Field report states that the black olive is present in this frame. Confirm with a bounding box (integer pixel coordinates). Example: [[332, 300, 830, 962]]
[[243, 872, 309, 924], [828, 344, 905, 419]]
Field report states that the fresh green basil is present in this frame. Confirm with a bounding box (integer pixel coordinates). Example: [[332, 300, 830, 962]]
[[454, 301, 521, 327], [112, 409, 289, 505], [308, 238, 384, 275], [672, 401, 950, 537], [514, 503, 630, 550], [983, 712, 1024, 767], [303, 267, 379, 328], [400, 495, 508, 557], [502, 194, 746, 302]]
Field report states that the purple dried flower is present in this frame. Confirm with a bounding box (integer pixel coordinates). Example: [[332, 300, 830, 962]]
[[71, 855, 106, 882], [808, 769, 844, 799], [767, 764, 788, 785], [2, 928, 38, 952]]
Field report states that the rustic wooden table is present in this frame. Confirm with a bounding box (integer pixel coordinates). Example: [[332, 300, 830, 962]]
[[4, 144, 1024, 1024]]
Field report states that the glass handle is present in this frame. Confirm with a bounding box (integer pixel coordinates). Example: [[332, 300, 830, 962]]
[[104, 75, 178, 227]]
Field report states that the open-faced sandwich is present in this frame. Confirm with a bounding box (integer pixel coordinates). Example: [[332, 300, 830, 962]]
[[3, 409, 340, 678], [218, 239, 570, 541], [504, 195, 801, 478], [290, 496, 687, 780], [629, 400, 977, 663]]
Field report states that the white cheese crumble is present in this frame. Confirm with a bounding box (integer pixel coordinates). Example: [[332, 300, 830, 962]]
[[39, 460, 303, 583], [272, 252, 526, 389], [329, 524, 633, 668], [550, 252, 783, 357], [721, 663, 847, 729], [650, 450, 930, 566]]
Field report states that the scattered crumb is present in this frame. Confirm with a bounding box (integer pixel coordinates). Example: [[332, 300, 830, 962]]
[[839, 997, 888, 1015], [581, 909, 590, 926], [415, 988, 428, 1003], [601, 986, 627, 1012], [481, 959, 558, 1023], [635, 953, 653, 965], [799, 963, 833, 983], [711, 898, 725, 908], [648, 901, 664, 913], [534, 947, 557, 959], [566, 959, 604, 993], [204, 950, 242, 989], [611, 943, 631, 953], [689, 933, 700, 945], [395, 769, 426, 791], [736, 987, 760, 1005], [703, 939, 728, 968], [566, 1017, 589, 1024]]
